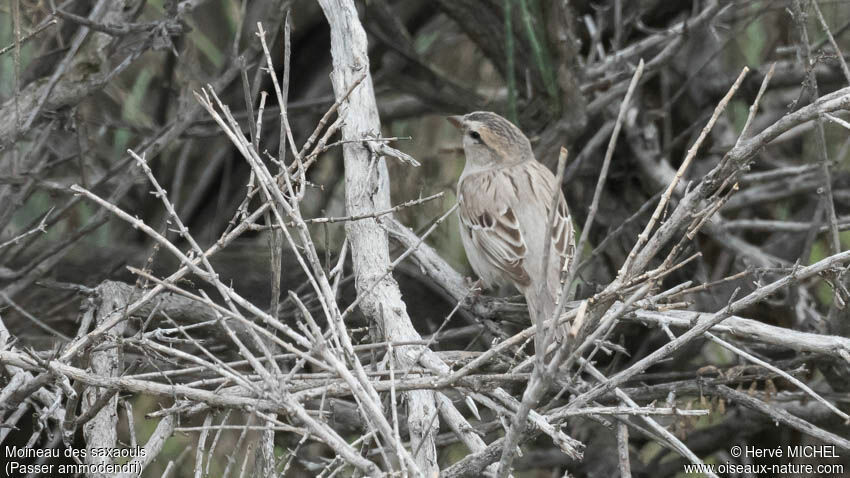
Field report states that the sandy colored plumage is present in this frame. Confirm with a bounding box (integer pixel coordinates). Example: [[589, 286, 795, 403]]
[[451, 111, 576, 337]]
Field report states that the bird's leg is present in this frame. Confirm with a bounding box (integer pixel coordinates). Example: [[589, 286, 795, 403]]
[[465, 277, 485, 298]]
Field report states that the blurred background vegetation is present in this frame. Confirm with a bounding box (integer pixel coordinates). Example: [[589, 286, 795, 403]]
[[2, 0, 850, 476]]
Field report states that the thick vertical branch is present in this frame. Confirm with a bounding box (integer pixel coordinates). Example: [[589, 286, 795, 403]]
[[82, 282, 127, 478], [316, 1, 439, 474]]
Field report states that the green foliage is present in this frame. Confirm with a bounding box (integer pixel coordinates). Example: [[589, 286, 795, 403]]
[[414, 30, 439, 55], [517, 0, 558, 108], [504, 0, 518, 124], [440, 441, 472, 468], [809, 240, 833, 305], [124, 68, 155, 127], [0, 10, 38, 97], [728, 99, 749, 137], [741, 1, 767, 65]]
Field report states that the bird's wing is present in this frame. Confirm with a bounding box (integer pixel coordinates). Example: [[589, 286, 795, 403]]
[[526, 160, 575, 273], [458, 170, 531, 287], [552, 194, 575, 269]]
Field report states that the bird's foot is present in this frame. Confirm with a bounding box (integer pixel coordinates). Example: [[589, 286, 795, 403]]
[[465, 277, 484, 297]]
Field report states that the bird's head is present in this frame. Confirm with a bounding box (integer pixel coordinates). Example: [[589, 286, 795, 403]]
[[448, 111, 533, 168]]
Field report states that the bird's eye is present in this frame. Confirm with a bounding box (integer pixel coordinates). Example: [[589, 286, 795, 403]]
[[469, 131, 481, 141]]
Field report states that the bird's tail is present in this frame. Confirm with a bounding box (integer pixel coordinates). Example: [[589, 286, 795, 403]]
[[525, 286, 568, 344]]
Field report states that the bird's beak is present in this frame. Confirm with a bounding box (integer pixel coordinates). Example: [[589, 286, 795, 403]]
[[447, 115, 464, 130]]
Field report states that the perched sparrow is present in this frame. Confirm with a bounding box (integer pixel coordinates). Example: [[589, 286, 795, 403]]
[[449, 112, 575, 337]]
